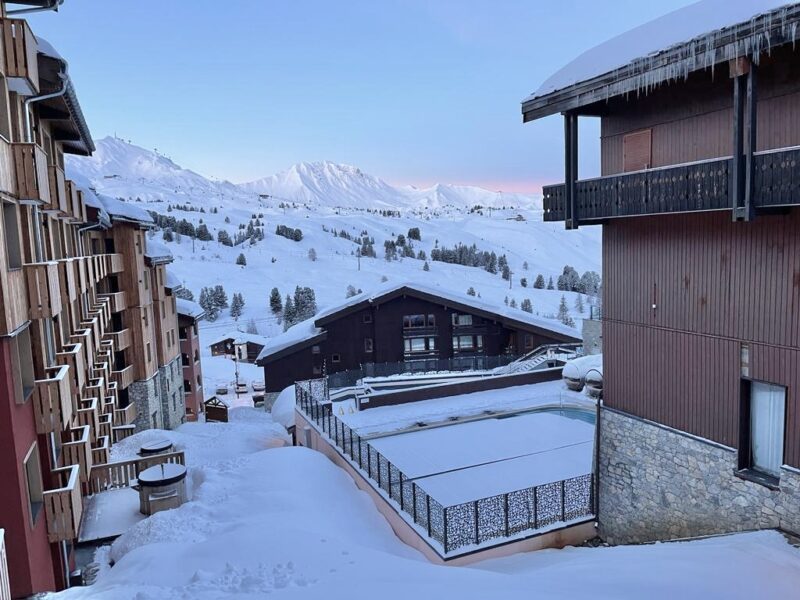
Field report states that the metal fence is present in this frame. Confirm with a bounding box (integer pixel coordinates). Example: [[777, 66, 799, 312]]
[[296, 379, 594, 555], [327, 355, 519, 389]]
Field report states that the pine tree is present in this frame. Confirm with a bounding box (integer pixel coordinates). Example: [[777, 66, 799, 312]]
[[534, 274, 546, 289], [217, 230, 233, 246], [196, 224, 212, 241], [162, 228, 174, 242], [175, 287, 194, 301], [245, 318, 259, 334], [501, 264, 511, 281], [521, 298, 533, 313], [575, 293, 585, 313], [407, 227, 421, 241], [520, 277, 528, 288], [213, 285, 228, 309], [423, 261, 430, 271], [466, 287, 476, 296], [346, 284, 358, 298], [522, 261, 529, 271], [504, 296, 509, 306], [547, 276, 555, 290], [230, 293, 244, 320], [486, 252, 498, 274], [381, 275, 388, 283], [269, 287, 282, 314], [283, 295, 295, 330], [308, 248, 317, 262], [509, 298, 517, 308], [236, 253, 246, 266], [558, 295, 575, 327], [199, 287, 220, 321]]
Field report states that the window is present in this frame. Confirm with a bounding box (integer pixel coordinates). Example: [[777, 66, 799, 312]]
[[427, 314, 436, 327], [23, 442, 43, 525], [740, 381, 786, 481], [144, 271, 149, 290], [452, 335, 476, 351], [524, 334, 534, 350], [146, 342, 152, 363], [312, 345, 320, 355], [332, 354, 341, 363], [172, 392, 177, 411], [404, 337, 436, 353], [312, 365, 322, 375], [137, 233, 143, 255], [476, 335, 483, 349], [452, 313, 473, 327], [184, 379, 191, 392], [403, 314, 426, 329], [362, 313, 372, 324], [364, 338, 373, 353], [3, 201, 22, 269], [11, 327, 34, 403]]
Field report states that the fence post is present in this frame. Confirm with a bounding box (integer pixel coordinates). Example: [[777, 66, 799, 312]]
[[399, 473, 404, 510], [533, 486, 538, 530], [426, 495, 431, 537], [349, 428, 354, 458], [368, 448, 372, 478], [561, 479, 566, 522], [504, 493, 509, 537], [474, 500, 479, 546], [443, 506, 449, 554], [412, 484, 417, 521], [377, 454, 382, 488]]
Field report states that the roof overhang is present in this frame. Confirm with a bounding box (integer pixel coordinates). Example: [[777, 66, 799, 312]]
[[522, 3, 800, 122], [257, 331, 328, 366]]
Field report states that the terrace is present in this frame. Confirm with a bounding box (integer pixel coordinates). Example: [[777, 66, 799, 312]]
[[295, 378, 596, 560]]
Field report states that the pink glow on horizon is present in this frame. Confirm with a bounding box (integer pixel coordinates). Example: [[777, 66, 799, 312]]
[[390, 178, 551, 195]]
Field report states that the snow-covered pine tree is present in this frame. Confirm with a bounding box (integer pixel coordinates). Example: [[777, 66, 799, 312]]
[[521, 298, 533, 313], [269, 287, 282, 314], [557, 295, 575, 327], [213, 285, 228, 309], [575, 293, 585, 313], [423, 261, 430, 271], [534, 274, 545, 289], [245, 318, 259, 334], [547, 276, 555, 290], [501, 264, 511, 281], [236, 253, 246, 266], [175, 287, 194, 301], [230, 293, 243, 320], [283, 295, 296, 330], [466, 287, 476, 296], [217, 230, 233, 247], [509, 298, 517, 308], [520, 277, 528, 288], [308, 248, 317, 261], [522, 261, 529, 271], [345, 285, 358, 298], [162, 228, 174, 242]]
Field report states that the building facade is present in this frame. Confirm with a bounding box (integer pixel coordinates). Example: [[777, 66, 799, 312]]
[[178, 298, 205, 420], [524, 4, 800, 543], [0, 3, 198, 596], [257, 283, 581, 393]]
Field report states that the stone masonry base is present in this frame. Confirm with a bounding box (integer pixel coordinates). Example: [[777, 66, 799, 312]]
[[599, 408, 800, 544]]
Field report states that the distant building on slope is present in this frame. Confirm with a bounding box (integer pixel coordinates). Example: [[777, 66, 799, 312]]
[[209, 330, 268, 363], [256, 282, 581, 395], [523, 1, 800, 544], [178, 298, 206, 420]]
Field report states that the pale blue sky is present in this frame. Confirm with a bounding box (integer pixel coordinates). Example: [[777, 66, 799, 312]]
[[28, 1, 693, 191]]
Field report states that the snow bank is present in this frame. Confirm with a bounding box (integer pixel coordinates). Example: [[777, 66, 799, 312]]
[[271, 385, 296, 429], [176, 297, 204, 319]]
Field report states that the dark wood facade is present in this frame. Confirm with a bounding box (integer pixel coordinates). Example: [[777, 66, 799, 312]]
[[209, 337, 264, 363], [259, 290, 579, 393]]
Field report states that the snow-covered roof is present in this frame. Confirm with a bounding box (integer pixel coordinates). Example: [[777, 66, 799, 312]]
[[257, 281, 580, 364], [522, 1, 800, 119], [176, 298, 204, 320], [210, 330, 271, 348], [36, 36, 63, 62], [75, 185, 110, 227], [562, 354, 603, 381], [99, 195, 154, 225], [164, 269, 182, 290], [144, 238, 173, 264]]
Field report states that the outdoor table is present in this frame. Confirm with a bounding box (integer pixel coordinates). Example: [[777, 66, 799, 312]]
[[138, 463, 188, 515], [138, 439, 174, 457]]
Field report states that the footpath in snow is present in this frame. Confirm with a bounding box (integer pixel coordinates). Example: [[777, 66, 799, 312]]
[[50, 407, 800, 600]]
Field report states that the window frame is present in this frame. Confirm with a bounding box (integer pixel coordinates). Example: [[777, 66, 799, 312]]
[[737, 378, 787, 487], [364, 338, 373, 353], [23, 441, 44, 527]]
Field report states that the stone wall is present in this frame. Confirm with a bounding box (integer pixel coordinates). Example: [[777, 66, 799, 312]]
[[599, 408, 800, 544], [158, 356, 185, 430], [130, 376, 160, 432]]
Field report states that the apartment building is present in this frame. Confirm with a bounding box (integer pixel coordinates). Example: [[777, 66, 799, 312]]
[[0, 2, 193, 596], [177, 297, 205, 421], [523, 2, 800, 543]]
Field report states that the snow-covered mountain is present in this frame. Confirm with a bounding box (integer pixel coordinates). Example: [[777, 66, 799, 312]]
[[67, 137, 601, 354]]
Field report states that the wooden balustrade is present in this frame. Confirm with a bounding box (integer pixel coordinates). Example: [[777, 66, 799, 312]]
[[60, 425, 93, 483], [56, 342, 86, 401], [80, 316, 101, 349], [12, 143, 49, 205], [98, 413, 112, 441], [88, 451, 185, 494], [58, 258, 78, 304], [75, 189, 88, 223], [114, 401, 137, 426], [65, 180, 82, 223], [70, 329, 94, 379], [106, 253, 124, 274], [92, 435, 110, 466], [102, 291, 127, 313], [0, 529, 10, 600], [113, 365, 135, 390], [85, 377, 107, 405], [47, 165, 68, 215], [2, 18, 39, 95], [32, 364, 72, 435], [109, 327, 132, 351], [24, 261, 62, 320], [43, 465, 82, 543], [0, 267, 26, 337], [75, 397, 100, 442], [112, 425, 135, 444]]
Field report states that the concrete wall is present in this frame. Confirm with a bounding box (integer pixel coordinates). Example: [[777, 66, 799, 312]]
[[581, 319, 601, 355], [158, 356, 185, 430], [131, 375, 160, 431], [599, 408, 800, 544]]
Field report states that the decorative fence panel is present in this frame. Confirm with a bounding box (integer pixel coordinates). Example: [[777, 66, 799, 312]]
[[296, 378, 594, 554]]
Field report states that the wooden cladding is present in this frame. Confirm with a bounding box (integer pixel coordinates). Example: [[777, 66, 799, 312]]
[[12, 143, 50, 205], [112, 365, 134, 390], [1, 19, 39, 95], [47, 165, 68, 215], [24, 261, 61, 320], [114, 401, 137, 426], [31, 364, 72, 434], [60, 425, 93, 484], [602, 210, 800, 466], [622, 129, 652, 172], [42, 465, 82, 543]]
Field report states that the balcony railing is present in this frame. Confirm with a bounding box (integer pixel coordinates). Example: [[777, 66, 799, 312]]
[[43, 465, 82, 543], [102, 291, 127, 313], [76, 397, 100, 442], [1, 19, 39, 95], [60, 425, 93, 484], [24, 261, 62, 320], [98, 413, 113, 442], [56, 342, 86, 400], [58, 258, 78, 304], [12, 143, 49, 205], [64, 180, 83, 223], [92, 435, 110, 466], [87, 451, 185, 495], [109, 328, 132, 352], [542, 146, 800, 223], [106, 253, 124, 274], [32, 364, 72, 435], [113, 365, 135, 390], [112, 425, 135, 444], [114, 401, 137, 426], [47, 165, 68, 215]]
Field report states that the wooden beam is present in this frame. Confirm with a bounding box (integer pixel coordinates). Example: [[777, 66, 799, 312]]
[[564, 113, 579, 230], [731, 73, 746, 221], [743, 62, 758, 222]]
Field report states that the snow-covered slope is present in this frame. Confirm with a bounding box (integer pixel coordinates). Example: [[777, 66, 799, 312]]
[[67, 138, 601, 353]]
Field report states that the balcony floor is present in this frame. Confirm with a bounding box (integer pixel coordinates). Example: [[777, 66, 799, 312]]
[[79, 488, 145, 543]]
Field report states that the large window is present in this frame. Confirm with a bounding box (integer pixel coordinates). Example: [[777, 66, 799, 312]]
[[403, 314, 435, 329], [11, 327, 34, 403], [2, 201, 22, 269], [741, 381, 786, 481], [404, 337, 436, 353], [452, 313, 473, 327], [23, 442, 43, 525]]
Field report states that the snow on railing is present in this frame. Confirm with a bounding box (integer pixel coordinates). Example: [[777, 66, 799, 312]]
[[296, 379, 594, 555]]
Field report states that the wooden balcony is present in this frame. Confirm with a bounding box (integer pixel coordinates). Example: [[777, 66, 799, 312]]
[[60, 425, 93, 484], [102, 395, 116, 419], [106, 253, 124, 275], [47, 165, 68, 216], [80, 316, 101, 350], [0, 266, 26, 337], [42, 465, 82, 543], [92, 435, 110, 466], [24, 261, 62, 320], [542, 146, 800, 224], [84, 377, 107, 405], [102, 291, 127, 313], [56, 342, 86, 400], [114, 401, 137, 426], [113, 365, 135, 390], [87, 451, 185, 494], [58, 258, 78, 304], [98, 413, 112, 442], [32, 364, 72, 434], [12, 143, 49, 205], [75, 397, 100, 442], [69, 329, 94, 381], [112, 425, 135, 444], [65, 180, 84, 223], [1, 19, 39, 95], [109, 327, 132, 351], [75, 189, 88, 223]]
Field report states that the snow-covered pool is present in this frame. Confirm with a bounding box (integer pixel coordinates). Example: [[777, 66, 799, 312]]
[[368, 408, 594, 506]]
